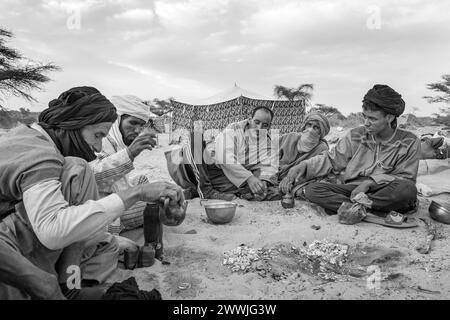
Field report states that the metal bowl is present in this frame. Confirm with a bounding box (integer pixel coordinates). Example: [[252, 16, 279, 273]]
[[429, 200, 450, 224], [203, 201, 237, 224]]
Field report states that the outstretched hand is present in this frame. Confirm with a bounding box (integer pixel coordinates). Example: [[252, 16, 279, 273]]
[[279, 163, 307, 194], [279, 176, 293, 194], [140, 181, 184, 206]]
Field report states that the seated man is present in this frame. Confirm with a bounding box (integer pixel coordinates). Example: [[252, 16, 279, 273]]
[[89, 96, 159, 245], [278, 112, 330, 184], [0, 87, 182, 300], [206, 106, 278, 200], [90, 95, 157, 234], [167, 106, 279, 201], [280, 84, 420, 216]]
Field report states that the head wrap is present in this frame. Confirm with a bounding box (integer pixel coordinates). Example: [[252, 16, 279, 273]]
[[109, 95, 154, 122], [362, 84, 405, 117], [38, 86, 117, 161], [108, 95, 154, 150], [300, 112, 331, 139]]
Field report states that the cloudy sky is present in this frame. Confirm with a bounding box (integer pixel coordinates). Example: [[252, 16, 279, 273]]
[[1, 0, 449, 116]]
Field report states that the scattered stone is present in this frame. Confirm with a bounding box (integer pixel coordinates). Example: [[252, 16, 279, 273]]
[[311, 225, 321, 230], [185, 229, 197, 234]]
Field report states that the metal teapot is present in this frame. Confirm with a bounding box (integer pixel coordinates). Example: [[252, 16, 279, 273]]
[[159, 197, 188, 226]]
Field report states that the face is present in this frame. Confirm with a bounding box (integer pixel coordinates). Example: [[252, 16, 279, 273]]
[[81, 122, 113, 153], [120, 115, 147, 146], [362, 109, 394, 135], [303, 120, 321, 136], [249, 109, 272, 130]]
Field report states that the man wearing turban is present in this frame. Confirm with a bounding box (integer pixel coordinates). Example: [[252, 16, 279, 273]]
[[89, 95, 160, 250], [0, 87, 183, 299], [281, 84, 420, 218], [278, 112, 330, 189]]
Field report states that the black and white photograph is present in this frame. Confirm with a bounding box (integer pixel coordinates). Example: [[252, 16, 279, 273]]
[[1, 0, 450, 307]]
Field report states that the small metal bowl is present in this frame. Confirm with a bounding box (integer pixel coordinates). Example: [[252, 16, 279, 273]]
[[429, 200, 450, 224], [202, 201, 237, 224]]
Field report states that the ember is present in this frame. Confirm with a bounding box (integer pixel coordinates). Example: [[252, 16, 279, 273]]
[[223, 240, 350, 281]]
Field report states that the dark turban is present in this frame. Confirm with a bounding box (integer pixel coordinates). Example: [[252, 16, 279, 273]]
[[362, 84, 405, 117], [38, 86, 117, 161], [300, 112, 331, 139]]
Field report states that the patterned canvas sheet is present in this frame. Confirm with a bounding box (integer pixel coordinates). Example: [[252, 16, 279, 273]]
[[171, 97, 305, 139]]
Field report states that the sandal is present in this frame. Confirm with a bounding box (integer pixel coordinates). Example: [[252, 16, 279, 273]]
[[363, 211, 418, 228]]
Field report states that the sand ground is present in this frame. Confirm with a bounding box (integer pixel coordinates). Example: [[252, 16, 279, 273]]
[[106, 127, 450, 300]]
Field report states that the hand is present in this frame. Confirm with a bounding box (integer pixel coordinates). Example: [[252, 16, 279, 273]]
[[350, 180, 374, 201], [114, 235, 139, 253], [139, 181, 184, 206], [279, 176, 293, 194], [127, 133, 157, 159], [246, 175, 266, 195]]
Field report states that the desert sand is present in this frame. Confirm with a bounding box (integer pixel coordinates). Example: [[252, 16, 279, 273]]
[[106, 127, 450, 300]]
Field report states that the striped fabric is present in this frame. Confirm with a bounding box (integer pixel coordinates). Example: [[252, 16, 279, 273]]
[[107, 175, 149, 235]]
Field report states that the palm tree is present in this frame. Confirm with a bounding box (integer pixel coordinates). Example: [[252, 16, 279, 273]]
[[273, 84, 314, 106], [143, 97, 174, 116]]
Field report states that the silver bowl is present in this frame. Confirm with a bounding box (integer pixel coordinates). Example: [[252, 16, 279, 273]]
[[429, 200, 450, 224], [203, 201, 237, 224]]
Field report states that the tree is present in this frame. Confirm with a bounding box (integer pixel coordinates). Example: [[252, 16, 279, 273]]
[[423, 74, 450, 105], [273, 84, 314, 106], [423, 74, 450, 126], [144, 97, 174, 116], [311, 103, 345, 120], [19, 107, 30, 115], [431, 107, 450, 126], [0, 27, 60, 105]]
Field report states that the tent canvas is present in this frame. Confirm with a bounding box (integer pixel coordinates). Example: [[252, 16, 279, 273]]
[[171, 84, 305, 135]]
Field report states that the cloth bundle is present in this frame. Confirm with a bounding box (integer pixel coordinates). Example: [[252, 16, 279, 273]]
[[337, 192, 372, 225], [101, 277, 162, 300]]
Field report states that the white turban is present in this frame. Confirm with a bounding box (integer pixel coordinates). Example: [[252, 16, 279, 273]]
[[108, 95, 154, 150], [110, 95, 153, 122]]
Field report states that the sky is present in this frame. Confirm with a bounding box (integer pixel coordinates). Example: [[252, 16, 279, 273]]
[[0, 0, 449, 116]]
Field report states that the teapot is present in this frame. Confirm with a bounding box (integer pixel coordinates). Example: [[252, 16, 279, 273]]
[[159, 197, 188, 226]]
